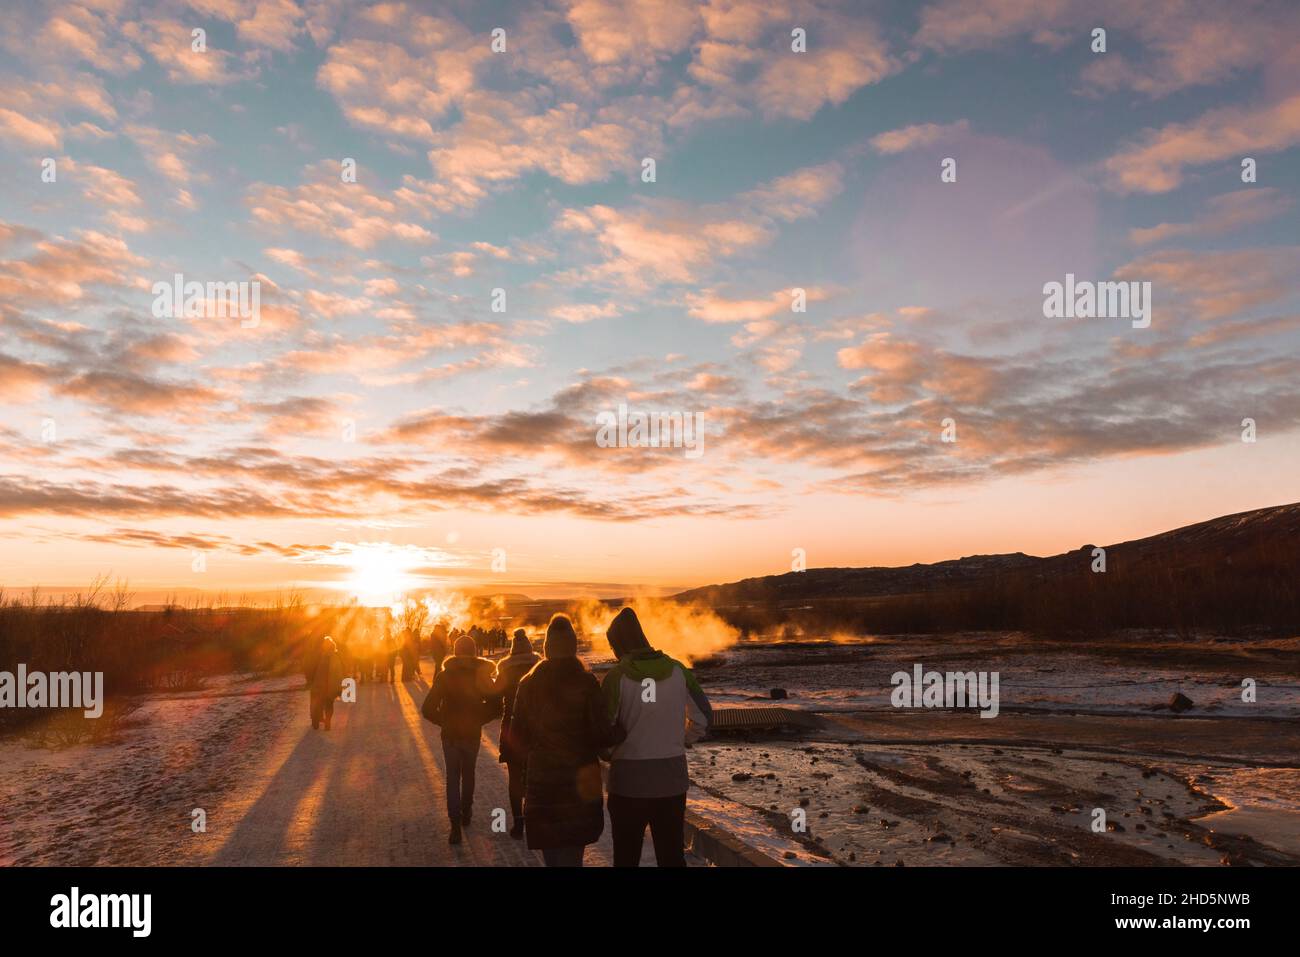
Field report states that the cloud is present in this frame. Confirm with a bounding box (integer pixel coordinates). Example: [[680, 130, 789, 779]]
[[686, 287, 830, 323], [0, 353, 53, 401], [713, 330, 1300, 493], [1186, 313, 1300, 348], [264, 247, 312, 272], [0, 108, 59, 149], [3, 4, 143, 76], [548, 302, 623, 324], [1115, 246, 1300, 322], [417, 92, 669, 209], [1105, 94, 1300, 193], [870, 119, 969, 154], [737, 161, 844, 220], [0, 438, 763, 523], [914, 0, 1074, 52], [247, 395, 350, 437], [557, 203, 766, 288], [0, 72, 116, 152], [61, 157, 144, 213], [230, 0, 309, 53], [307, 1, 883, 213], [1079, 3, 1300, 98], [3, 0, 1299, 581], [316, 12, 485, 141], [0, 226, 145, 307], [556, 160, 842, 289], [56, 369, 227, 419], [1129, 189, 1292, 245], [915, 0, 1300, 99], [0, 473, 307, 521], [121, 19, 251, 85], [266, 319, 514, 383], [246, 163, 436, 248], [124, 125, 214, 187], [752, 27, 896, 120], [690, 1, 898, 120], [565, 0, 701, 70]]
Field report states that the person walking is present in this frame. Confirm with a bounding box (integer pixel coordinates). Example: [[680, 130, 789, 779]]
[[382, 629, 398, 683], [309, 636, 344, 731], [420, 635, 498, 845], [493, 628, 541, 839], [429, 623, 449, 679], [401, 628, 419, 682], [601, 607, 711, 867], [512, 615, 623, 866]]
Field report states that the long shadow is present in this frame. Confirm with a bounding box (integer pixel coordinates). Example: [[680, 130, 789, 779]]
[[209, 723, 334, 865], [301, 686, 385, 865], [302, 666, 449, 865], [395, 674, 541, 865]]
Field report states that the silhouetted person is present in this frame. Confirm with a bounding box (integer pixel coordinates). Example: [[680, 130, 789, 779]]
[[401, 628, 419, 681], [421, 635, 498, 845], [429, 624, 449, 678], [494, 628, 541, 838], [336, 637, 353, 681], [309, 636, 344, 731], [601, 607, 711, 866], [512, 615, 623, 866], [382, 631, 397, 682]]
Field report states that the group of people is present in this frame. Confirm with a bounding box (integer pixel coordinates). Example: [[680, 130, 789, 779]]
[[305, 607, 712, 867], [327, 630, 421, 686], [445, 623, 510, 657]]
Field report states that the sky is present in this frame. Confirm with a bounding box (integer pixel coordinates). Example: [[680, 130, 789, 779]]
[[1, 0, 1298, 604]]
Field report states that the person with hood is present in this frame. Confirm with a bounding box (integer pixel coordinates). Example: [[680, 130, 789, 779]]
[[420, 635, 498, 845], [493, 628, 541, 838], [601, 607, 711, 866], [309, 636, 344, 731], [512, 615, 624, 866]]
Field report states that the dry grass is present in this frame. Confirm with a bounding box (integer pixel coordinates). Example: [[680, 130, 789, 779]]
[[0, 578, 399, 737]]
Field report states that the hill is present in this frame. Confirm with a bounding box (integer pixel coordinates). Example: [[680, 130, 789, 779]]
[[675, 503, 1300, 636]]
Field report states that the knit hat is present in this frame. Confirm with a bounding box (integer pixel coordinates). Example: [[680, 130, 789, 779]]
[[510, 629, 532, 655], [544, 615, 578, 659], [453, 635, 477, 657]]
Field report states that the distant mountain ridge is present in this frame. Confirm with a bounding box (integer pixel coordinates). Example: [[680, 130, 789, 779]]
[[674, 503, 1300, 633]]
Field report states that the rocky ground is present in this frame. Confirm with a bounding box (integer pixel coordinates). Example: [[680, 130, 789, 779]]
[[681, 633, 1300, 866]]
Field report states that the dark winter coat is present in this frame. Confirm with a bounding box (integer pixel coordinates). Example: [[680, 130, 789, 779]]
[[309, 649, 343, 709], [421, 655, 498, 742], [512, 657, 624, 850], [494, 649, 541, 764]]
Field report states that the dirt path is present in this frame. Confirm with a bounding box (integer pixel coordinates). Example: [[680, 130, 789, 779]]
[[185, 662, 652, 866]]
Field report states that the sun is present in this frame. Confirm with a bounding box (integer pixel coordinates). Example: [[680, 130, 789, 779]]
[[338, 543, 422, 606]]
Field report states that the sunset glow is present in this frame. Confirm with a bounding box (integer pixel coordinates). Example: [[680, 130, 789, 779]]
[[2, 0, 1299, 905], [0, 0, 1297, 603], [336, 545, 422, 606]]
